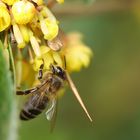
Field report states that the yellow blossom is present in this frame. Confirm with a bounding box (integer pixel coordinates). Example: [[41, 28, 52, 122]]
[[12, 1, 36, 24], [0, 6, 11, 32], [33, 46, 63, 71], [65, 44, 92, 72], [63, 32, 93, 72]]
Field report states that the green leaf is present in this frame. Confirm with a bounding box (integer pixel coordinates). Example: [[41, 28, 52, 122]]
[[0, 41, 18, 140]]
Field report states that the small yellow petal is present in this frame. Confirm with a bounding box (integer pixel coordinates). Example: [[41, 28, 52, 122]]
[[52, 51, 63, 67], [40, 45, 51, 55], [43, 53, 54, 70], [40, 19, 59, 41], [19, 25, 30, 43], [33, 58, 43, 71], [30, 36, 41, 57], [13, 24, 26, 48]]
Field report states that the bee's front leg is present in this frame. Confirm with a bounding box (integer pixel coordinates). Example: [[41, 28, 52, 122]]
[[38, 61, 44, 80]]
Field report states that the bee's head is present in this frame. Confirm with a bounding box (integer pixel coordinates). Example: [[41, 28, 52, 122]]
[[50, 64, 66, 80]]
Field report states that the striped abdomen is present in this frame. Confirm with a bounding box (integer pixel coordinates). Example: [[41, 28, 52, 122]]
[[20, 93, 49, 120]]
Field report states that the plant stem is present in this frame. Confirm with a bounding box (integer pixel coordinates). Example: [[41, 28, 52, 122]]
[[0, 40, 18, 140], [7, 41, 19, 140]]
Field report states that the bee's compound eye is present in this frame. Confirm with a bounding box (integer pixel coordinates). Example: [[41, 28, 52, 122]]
[[56, 66, 65, 79], [56, 66, 63, 73]]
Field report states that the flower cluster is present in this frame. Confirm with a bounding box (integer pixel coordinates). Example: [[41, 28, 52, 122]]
[[0, 0, 92, 79]]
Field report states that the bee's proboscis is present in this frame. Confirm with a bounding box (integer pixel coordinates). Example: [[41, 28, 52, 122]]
[[66, 72, 93, 122]]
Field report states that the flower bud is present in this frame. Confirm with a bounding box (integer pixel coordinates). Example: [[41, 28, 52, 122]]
[[12, 1, 36, 24]]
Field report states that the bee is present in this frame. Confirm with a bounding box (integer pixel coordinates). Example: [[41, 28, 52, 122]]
[[17, 64, 92, 122]]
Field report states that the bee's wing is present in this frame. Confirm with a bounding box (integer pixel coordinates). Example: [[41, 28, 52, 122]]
[[29, 80, 51, 107], [65, 71, 93, 122], [45, 98, 57, 121], [45, 97, 58, 132], [50, 98, 58, 132]]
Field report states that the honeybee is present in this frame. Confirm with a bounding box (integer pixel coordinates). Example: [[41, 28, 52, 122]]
[[17, 64, 92, 122]]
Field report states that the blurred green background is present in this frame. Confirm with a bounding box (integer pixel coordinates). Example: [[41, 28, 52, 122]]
[[19, 0, 140, 140]]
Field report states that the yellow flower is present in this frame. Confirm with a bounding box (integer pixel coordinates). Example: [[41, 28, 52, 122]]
[[1, 0, 18, 5], [0, 5, 11, 32], [63, 32, 93, 72], [12, 1, 36, 24], [33, 46, 63, 71]]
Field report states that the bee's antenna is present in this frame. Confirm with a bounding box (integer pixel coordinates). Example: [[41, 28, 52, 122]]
[[38, 59, 44, 80], [50, 64, 55, 74]]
